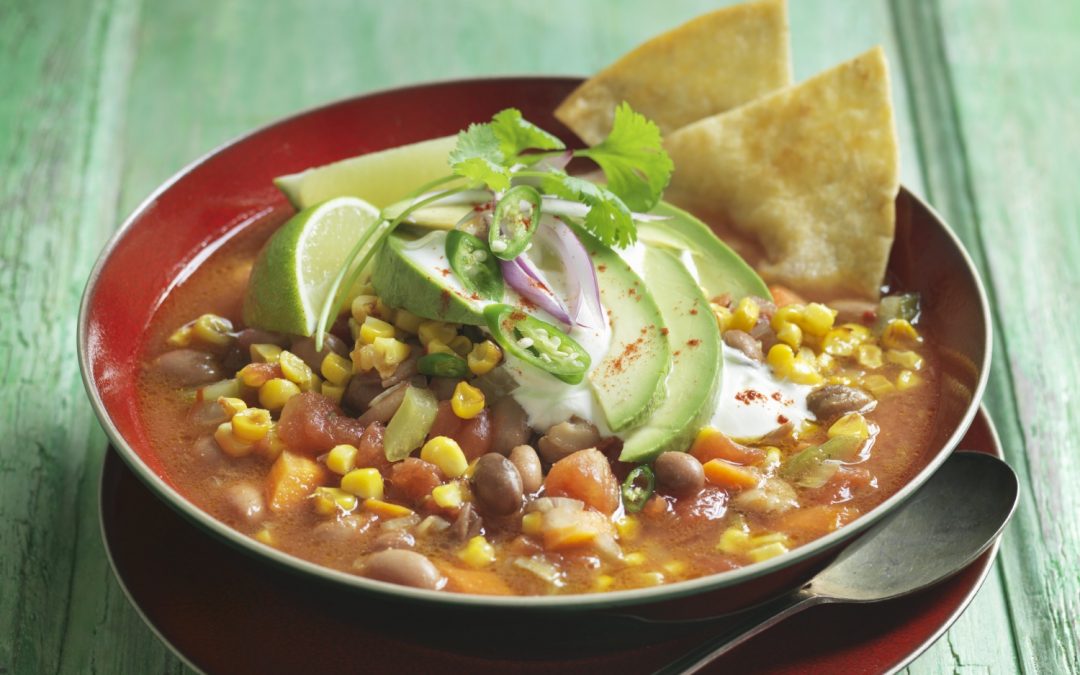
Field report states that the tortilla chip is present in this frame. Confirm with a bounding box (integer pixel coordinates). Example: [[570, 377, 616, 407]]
[[555, 0, 792, 146], [664, 47, 900, 300]]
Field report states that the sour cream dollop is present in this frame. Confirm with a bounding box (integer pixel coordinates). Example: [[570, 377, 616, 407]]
[[710, 344, 814, 439]]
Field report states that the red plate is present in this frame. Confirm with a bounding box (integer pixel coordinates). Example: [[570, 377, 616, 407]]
[[100, 406, 1003, 674]]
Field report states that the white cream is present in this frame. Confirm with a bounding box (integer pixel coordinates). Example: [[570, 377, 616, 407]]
[[710, 344, 814, 439]]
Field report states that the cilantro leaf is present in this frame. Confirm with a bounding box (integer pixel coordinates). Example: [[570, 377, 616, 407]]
[[449, 123, 511, 190], [542, 171, 636, 248], [491, 108, 566, 159], [576, 102, 673, 212]]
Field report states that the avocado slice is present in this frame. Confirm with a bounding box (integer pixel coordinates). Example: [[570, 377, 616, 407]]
[[640, 202, 771, 302], [371, 230, 486, 325], [576, 229, 671, 433], [618, 247, 722, 463]]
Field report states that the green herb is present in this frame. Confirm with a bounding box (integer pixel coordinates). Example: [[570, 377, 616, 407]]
[[576, 102, 673, 212], [621, 465, 656, 512]]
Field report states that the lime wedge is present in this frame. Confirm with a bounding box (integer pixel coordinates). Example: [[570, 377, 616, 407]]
[[275, 135, 460, 210], [243, 197, 382, 336]]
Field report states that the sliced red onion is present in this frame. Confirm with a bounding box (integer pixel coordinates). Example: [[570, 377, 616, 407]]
[[541, 197, 671, 223], [500, 256, 573, 326], [535, 217, 603, 329]]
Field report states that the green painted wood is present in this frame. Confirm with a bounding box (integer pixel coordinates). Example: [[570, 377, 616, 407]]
[[894, 1, 1080, 673], [2, 0, 1068, 672]]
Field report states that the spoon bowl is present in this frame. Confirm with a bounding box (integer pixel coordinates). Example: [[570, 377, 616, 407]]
[[658, 451, 1019, 674]]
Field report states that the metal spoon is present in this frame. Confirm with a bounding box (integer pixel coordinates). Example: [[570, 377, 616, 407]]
[[655, 451, 1019, 675]]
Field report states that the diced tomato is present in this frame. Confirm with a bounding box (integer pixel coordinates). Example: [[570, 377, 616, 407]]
[[690, 428, 765, 465], [543, 448, 620, 515], [674, 486, 729, 523], [265, 451, 326, 513], [277, 392, 365, 456], [390, 458, 443, 505], [354, 422, 390, 475], [428, 400, 493, 460]]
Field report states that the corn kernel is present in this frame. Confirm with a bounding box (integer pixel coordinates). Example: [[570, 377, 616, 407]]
[[375, 298, 397, 323], [615, 515, 641, 541], [432, 482, 465, 509], [896, 369, 922, 391], [254, 527, 275, 546], [828, 412, 871, 441], [348, 317, 362, 342], [231, 407, 271, 442], [255, 423, 286, 461], [730, 297, 760, 332], [822, 328, 858, 357], [467, 340, 502, 375], [857, 344, 883, 369], [326, 444, 358, 475], [747, 542, 789, 562], [192, 314, 234, 347], [459, 535, 496, 568], [717, 527, 751, 554], [882, 319, 921, 350], [278, 350, 313, 386], [351, 344, 376, 372], [425, 338, 456, 356], [862, 374, 895, 397], [393, 308, 423, 334], [801, 303, 837, 336], [662, 560, 687, 576], [451, 381, 485, 420], [214, 422, 253, 458], [624, 552, 646, 566], [359, 316, 395, 344], [886, 349, 924, 370], [767, 344, 822, 385], [749, 532, 791, 548], [321, 352, 354, 386], [238, 363, 277, 388], [825, 374, 856, 386], [259, 378, 300, 411], [418, 320, 457, 347], [322, 382, 345, 404], [250, 343, 283, 363], [775, 321, 802, 348], [299, 371, 322, 393], [449, 335, 473, 357], [594, 574, 615, 591], [362, 498, 413, 519], [312, 487, 359, 516], [421, 436, 469, 478], [521, 512, 543, 536], [763, 446, 782, 472], [796, 420, 821, 439], [167, 324, 193, 348], [217, 396, 247, 418], [351, 294, 379, 324], [817, 352, 836, 372], [711, 303, 733, 332], [634, 571, 666, 586], [341, 468, 384, 499], [372, 337, 411, 378]]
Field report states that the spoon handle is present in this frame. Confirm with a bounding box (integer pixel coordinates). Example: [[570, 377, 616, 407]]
[[653, 590, 823, 675]]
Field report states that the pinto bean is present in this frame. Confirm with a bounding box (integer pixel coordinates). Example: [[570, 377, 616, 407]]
[[367, 530, 416, 552], [509, 445, 543, 493], [362, 549, 444, 590], [313, 513, 373, 545], [381, 351, 419, 388], [746, 296, 777, 321], [289, 334, 349, 372], [429, 377, 459, 401], [151, 349, 223, 386], [342, 371, 384, 413], [223, 482, 265, 526], [450, 502, 482, 542], [537, 419, 601, 464], [356, 383, 408, 426], [806, 385, 875, 422], [490, 396, 530, 456], [471, 453, 524, 516], [723, 329, 764, 362], [654, 452, 705, 497]]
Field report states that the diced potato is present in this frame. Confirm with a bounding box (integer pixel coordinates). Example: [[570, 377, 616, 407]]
[[543, 448, 619, 515], [265, 451, 326, 513], [702, 459, 761, 491]]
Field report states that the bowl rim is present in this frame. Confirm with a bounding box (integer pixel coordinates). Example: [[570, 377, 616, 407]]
[[78, 76, 993, 611]]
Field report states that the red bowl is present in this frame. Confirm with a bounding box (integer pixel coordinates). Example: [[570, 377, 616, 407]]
[[79, 77, 992, 618]]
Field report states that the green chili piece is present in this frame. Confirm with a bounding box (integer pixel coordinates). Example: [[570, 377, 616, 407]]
[[446, 229, 504, 301], [621, 465, 656, 513], [490, 185, 542, 260], [482, 303, 590, 384], [417, 352, 468, 378]]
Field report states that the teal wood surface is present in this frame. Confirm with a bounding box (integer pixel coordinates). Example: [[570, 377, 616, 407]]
[[1, 1, 1075, 672]]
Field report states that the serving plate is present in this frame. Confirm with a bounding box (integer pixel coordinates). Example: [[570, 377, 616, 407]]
[[100, 408, 1005, 673], [80, 77, 992, 617]]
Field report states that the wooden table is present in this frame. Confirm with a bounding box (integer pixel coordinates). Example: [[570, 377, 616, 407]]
[[2, 1, 1077, 672]]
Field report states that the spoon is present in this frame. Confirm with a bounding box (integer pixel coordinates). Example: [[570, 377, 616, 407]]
[[655, 451, 1019, 675]]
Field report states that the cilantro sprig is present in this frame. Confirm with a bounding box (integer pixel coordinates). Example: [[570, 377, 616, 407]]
[[314, 104, 673, 348]]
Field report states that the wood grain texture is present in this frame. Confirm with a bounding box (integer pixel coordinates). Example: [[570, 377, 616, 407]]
[[0, 0, 1068, 672]]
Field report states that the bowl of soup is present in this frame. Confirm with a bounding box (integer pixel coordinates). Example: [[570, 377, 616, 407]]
[[79, 75, 991, 629]]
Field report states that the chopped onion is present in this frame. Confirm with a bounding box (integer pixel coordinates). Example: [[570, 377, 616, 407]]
[[500, 256, 574, 326]]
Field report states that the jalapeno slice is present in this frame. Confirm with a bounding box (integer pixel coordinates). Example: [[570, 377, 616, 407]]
[[482, 303, 590, 384], [489, 185, 541, 260], [417, 352, 468, 378], [621, 465, 655, 513], [446, 229, 503, 301]]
